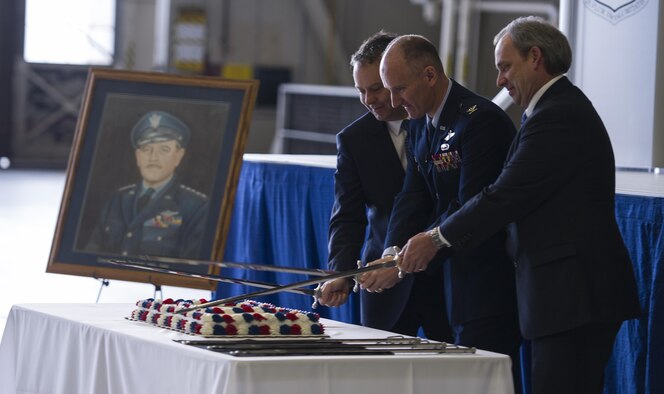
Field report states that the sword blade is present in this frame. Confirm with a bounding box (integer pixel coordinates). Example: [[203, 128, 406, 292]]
[[174, 336, 424, 346], [224, 348, 394, 357], [205, 343, 475, 357], [175, 336, 476, 355], [176, 256, 399, 314], [107, 259, 316, 296], [105, 256, 335, 277]]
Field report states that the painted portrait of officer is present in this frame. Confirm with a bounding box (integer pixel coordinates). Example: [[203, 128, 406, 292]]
[[85, 110, 208, 258]]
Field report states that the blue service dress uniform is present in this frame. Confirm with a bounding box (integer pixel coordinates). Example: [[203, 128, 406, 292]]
[[328, 112, 451, 341], [385, 80, 522, 377], [87, 177, 208, 258]]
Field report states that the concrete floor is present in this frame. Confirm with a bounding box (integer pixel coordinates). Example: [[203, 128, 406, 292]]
[[0, 169, 210, 337]]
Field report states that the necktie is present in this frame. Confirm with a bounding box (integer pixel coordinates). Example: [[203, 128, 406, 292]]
[[397, 120, 408, 170], [137, 188, 155, 212], [521, 112, 528, 126], [427, 119, 435, 145]]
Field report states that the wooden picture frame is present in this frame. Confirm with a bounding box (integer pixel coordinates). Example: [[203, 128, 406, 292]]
[[47, 68, 258, 290]]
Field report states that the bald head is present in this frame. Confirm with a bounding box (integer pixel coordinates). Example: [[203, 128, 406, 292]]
[[380, 34, 448, 119], [382, 34, 445, 75]]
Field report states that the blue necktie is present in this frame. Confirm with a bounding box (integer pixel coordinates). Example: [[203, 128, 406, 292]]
[[396, 120, 408, 171], [521, 112, 528, 126], [427, 119, 435, 145], [137, 188, 155, 212]]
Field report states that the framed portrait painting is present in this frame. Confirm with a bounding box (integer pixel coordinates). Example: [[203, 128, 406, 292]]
[[47, 68, 258, 290]]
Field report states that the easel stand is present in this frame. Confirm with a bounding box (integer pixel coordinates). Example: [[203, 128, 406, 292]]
[[93, 279, 163, 302], [95, 278, 110, 303]]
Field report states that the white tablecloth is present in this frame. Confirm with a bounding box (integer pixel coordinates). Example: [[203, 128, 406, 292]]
[[0, 304, 514, 394]]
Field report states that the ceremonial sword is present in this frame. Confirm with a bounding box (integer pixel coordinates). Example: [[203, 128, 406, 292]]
[[107, 255, 336, 276], [176, 255, 401, 313], [176, 337, 476, 357], [106, 259, 317, 297]]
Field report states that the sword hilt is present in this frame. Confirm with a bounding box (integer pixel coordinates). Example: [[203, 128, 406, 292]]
[[311, 283, 322, 309], [352, 260, 362, 293], [383, 246, 405, 279]]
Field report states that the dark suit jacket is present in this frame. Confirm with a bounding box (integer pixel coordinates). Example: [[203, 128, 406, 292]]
[[328, 111, 412, 330], [385, 80, 519, 326], [439, 77, 641, 339]]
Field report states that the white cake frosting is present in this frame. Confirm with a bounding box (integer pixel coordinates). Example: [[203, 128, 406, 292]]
[[130, 298, 325, 336]]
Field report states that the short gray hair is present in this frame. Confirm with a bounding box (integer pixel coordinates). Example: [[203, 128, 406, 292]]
[[494, 16, 572, 75]]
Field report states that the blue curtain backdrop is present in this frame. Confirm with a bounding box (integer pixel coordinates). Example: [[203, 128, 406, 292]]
[[603, 195, 663, 394], [214, 159, 661, 394], [213, 160, 360, 324]]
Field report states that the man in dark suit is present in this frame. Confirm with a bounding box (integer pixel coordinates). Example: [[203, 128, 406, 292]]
[[318, 31, 451, 342], [371, 34, 522, 389], [86, 110, 208, 258], [396, 17, 641, 394]]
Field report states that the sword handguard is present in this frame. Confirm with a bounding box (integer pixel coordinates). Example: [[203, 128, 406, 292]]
[[383, 246, 405, 279], [311, 283, 322, 309], [352, 260, 361, 293]]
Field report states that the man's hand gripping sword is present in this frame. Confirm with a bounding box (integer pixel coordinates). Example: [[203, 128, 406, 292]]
[[178, 254, 402, 314]]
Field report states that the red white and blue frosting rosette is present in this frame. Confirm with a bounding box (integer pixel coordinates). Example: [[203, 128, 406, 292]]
[[129, 298, 325, 336]]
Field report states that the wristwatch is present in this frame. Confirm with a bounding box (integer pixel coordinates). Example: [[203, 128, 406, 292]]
[[427, 226, 447, 249]]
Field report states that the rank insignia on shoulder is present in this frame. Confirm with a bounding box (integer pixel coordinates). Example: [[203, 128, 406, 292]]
[[466, 104, 478, 115]]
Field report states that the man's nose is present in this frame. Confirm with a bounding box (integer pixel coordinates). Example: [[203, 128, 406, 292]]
[[365, 92, 376, 105], [496, 73, 506, 88], [390, 93, 401, 108]]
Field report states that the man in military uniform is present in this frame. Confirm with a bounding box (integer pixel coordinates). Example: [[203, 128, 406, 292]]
[[317, 31, 451, 342], [365, 34, 523, 391], [86, 110, 208, 259]]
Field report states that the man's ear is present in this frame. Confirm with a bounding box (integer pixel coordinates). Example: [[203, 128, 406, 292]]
[[424, 66, 437, 85], [530, 46, 543, 68]]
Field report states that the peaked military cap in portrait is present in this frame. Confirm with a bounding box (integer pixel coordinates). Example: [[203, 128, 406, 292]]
[[131, 110, 191, 148]]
